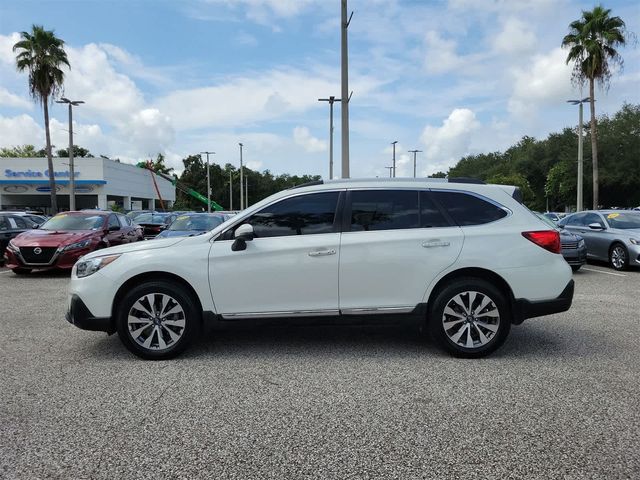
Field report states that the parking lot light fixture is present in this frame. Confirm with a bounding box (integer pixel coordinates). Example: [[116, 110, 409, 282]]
[[318, 96, 341, 180], [385, 166, 393, 178], [239, 143, 244, 210], [408, 149, 422, 178], [200, 151, 215, 213], [391, 141, 398, 178], [56, 97, 84, 211], [567, 97, 590, 212]]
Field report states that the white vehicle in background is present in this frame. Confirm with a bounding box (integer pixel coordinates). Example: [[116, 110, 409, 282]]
[[66, 178, 574, 360]]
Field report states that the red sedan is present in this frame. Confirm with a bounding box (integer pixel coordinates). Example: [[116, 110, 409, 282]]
[[3, 211, 143, 274]]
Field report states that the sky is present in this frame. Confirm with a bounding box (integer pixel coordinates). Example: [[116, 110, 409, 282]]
[[0, 0, 638, 179]]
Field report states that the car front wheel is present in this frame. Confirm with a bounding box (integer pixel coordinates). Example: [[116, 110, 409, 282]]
[[609, 243, 628, 271], [428, 278, 511, 358], [116, 281, 200, 360]]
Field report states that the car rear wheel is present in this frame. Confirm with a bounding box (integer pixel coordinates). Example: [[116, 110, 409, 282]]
[[116, 281, 200, 360], [428, 278, 511, 358], [571, 265, 582, 272], [609, 243, 628, 271]]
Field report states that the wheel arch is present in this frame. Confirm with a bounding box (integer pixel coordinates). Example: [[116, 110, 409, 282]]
[[112, 271, 204, 320], [426, 267, 517, 322]]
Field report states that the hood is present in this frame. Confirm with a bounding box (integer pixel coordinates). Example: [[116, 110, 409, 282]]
[[12, 229, 97, 247], [157, 230, 207, 238], [81, 236, 187, 259]]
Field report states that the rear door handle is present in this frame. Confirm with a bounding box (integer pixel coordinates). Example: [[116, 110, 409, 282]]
[[422, 240, 450, 248], [308, 249, 336, 257]]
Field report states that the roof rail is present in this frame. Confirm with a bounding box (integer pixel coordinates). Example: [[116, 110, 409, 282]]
[[448, 177, 486, 185], [289, 180, 324, 189]]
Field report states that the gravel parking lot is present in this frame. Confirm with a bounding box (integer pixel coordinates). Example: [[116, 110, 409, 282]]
[[0, 264, 638, 479]]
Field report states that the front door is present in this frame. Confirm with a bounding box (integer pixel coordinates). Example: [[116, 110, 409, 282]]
[[209, 191, 343, 317], [339, 189, 464, 313]]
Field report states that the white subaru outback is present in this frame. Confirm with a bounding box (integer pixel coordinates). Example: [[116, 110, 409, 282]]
[[66, 178, 574, 359]]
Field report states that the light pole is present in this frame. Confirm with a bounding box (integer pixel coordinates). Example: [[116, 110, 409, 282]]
[[245, 177, 249, 208], [318, 96, 341, 179], [391, 141, 398, 178], [408, 149, 422, 178], [341, 0, 353, 178], [385, 166, 393, 178], [239, 143, 244, 210], [200, 151, 215, 213], [56, 97, 84, 211], [567, 97, 590, 212], [228, 171, 233, 211]]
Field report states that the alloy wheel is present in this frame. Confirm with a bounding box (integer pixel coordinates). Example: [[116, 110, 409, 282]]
[[611, 246, 626, 270], [441, 291, 500, 349], [127, 293, 186, 351]]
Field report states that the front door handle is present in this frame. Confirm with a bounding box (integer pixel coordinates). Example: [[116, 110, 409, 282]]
[[422, 240, 450, 248], [308, 249, 336, 257]]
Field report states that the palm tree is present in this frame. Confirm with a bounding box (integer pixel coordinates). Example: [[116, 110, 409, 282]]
[[13, 25, 70, 213], [562, 5, 627, 210]]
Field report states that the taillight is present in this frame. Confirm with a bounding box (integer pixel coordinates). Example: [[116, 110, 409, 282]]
[[522, 230, 561, 254]]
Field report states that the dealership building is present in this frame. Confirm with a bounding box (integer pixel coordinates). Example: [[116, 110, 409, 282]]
[[0, 157, 175, 213]]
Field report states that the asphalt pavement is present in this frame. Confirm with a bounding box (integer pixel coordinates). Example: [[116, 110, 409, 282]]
[[0, 264, 638, 479]]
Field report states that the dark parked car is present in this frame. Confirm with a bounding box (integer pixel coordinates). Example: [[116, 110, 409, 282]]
[[1, 211, 48, 225], [558, 210, 640, 270], [536, 213, 586, 271], [3, 211, 143, 274], [0, 214, 37, 265], [155, 213, 227, 239], [134, 212, 175, 239]]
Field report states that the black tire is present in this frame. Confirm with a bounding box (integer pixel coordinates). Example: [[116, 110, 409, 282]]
[[609, 243, 628, 271], [116, 280, 201, 360], [12, 268, 32, 275], [428, 277, 511, 358], [571, 265, 582, 272]]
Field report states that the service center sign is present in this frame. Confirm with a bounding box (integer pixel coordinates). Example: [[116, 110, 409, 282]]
[[4, 169, 79, 178]]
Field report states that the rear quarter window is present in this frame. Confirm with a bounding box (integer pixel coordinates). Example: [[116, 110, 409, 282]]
[[431, 191, 508, 226]]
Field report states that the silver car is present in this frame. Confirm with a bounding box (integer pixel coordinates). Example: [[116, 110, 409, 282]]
[[558, 210, 640, 271]]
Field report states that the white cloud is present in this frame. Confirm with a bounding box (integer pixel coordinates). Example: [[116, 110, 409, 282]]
[[293, 126, 326, 153], [492, 17, 536, 54], [0, 32, 20, 65], [420, 108, 480, 173], [0, 87, 32, 110], [423, 31, 463, 75], [0, 114, 43, 147], [508, 47, 573, 116]]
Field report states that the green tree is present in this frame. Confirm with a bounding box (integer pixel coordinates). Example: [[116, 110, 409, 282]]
[[13, 25, 70, 213], [56, 145, 92, 158], [0, 144, 44, 157], [562, 5, 628, 208]]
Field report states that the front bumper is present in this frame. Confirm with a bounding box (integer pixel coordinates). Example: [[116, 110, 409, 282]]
[[512, 279, 574, 324], [4, 246, 93, 270], [562, 245, 587, 266], [66, 294, 115, 334]]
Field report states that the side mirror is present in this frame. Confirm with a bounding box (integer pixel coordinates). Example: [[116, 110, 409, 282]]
[[557, 224, 565, 230], [231, 224, 254, 252], [588, 222, 605, 230], [32, 224, 39, 229], [108, 225, 120, 232]]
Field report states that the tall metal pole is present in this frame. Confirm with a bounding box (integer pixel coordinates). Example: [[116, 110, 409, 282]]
[[577, 102, 584, 212], [408, 149, 422, 178], [567, 97, 590, 212], [341, 0, 352, 179], [229, 171, 233, 211], [385, 166, 393, 178], [239, 143, 244, 210], [318, 96, 342, 180], [68, 104, 75, 211], [200, 151, 215, 213], [56, 98, 83, 211], [391, 141, 398, 178], [245, 177, 249, 208]]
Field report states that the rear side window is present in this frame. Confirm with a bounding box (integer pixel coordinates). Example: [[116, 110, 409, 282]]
[[12, 216, 28, 229], [350, 190, 419, 231], [432, 191, 507, 226], [248, 192, 339, 238]]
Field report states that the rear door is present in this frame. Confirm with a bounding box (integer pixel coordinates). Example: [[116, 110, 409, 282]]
[[338, 189, 463, 313]]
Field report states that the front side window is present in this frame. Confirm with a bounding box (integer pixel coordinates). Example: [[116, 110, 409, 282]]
[[12, 216, 29, 229], [431, 191, 507, 226], [118, 215, 129, 228], [581, 213, 604, 227], [350, 190, 419, 231], [246, 192, 339, 238], [108, 215, 120, 229]]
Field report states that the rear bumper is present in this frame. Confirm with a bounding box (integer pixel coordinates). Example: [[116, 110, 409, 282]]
[[66, 294, 115, 334], [562, 246, 587, 266], [512, 279, 574, 324]]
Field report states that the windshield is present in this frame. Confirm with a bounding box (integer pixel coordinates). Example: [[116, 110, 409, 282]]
[[41, 214, 104, 231], [135, 213, 168, 224], [605, 212, 640, 229], [169, 215, 224, 231]]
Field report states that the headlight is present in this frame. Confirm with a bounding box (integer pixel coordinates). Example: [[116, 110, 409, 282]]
[[630, 238, 639, 245], [6, 240, 18, 252], [75, 254, 121, 278], [578, 239, 585, 247], [61, 239, 92, 251]]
